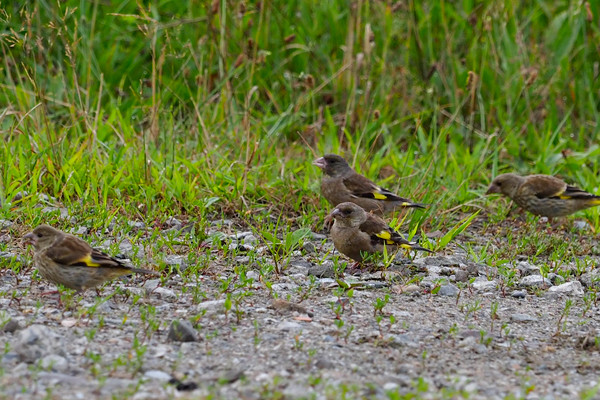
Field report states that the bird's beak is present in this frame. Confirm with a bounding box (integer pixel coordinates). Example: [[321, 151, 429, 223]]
[[23, 232, 37, 246], [313, 157, 326, 169], [485, 184, 500, 195], [330, 208, 342, 218]]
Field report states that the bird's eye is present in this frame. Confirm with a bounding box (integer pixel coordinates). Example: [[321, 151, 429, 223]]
[[37, 233, 43, 237]]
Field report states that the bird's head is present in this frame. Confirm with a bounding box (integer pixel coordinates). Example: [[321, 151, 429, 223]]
[[486, 173, 523, 198], [330, 202, 368, 227], [23, 224, 62, 250], [313, 154, 351, 177]]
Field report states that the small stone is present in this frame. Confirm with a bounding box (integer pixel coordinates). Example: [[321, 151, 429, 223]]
[[283, 383, 310, 399], [40, 354, 69, 372], [1, 319, 20, 333], [438, 284, 459, 297], [510, 313, 538, 322], [197, 299, 226, 312], [302, 241, 317, 254], [455, 270, 470, 282], [12, 191, 28, 204], [128, 220, 146, 230], [471, 278, 497, 291], [13, 325, 64, 363], [308, 264, 335, 278], [164, 255, 188, 271], [519, 275, 551, 288], [516, 261, 540, 276], [315, 358, 335, 369], [219, 368, 245, 384], [167, 320, 197, 342], [573, 220, 590, 231], [511, 290, 527, 299], [388, 334, 419, 348], [311, 232, 327, 241], [277, 321, 303, 332], [383, 382, 399, 391], [144, 370, 172, 382], [580, 271, 600, 288], [547, 273, 564, 285], [548, 281, 584, 296], [242, 234, 258, 245], [164, 217, 182, 229], [154, 287, 177, 302], [228, 243, 254, 252], [73, 226, 88, 235]]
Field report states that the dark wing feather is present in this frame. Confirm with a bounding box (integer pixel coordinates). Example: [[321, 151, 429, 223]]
[[44, 235, 127, 268], [359, 214, 405, 246], [521, 175, 566, 199], [43, 235, 94, 266], [561, 185, 600, 200]]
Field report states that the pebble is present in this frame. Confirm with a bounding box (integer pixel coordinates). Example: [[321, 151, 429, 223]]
[[573, 220, 590, 231], [311, 232, 327, 241], [511, 290, 527, 299], [438, 284, 459, 297], [13, 325, 64, 363], [164, 217, 183, 229], [154, 287, 178, 302], [144, 370, 173, 382], [548, 281, 584, 296], [516, 261, 540, 276], [579, 271, 600, 288], [40, 354, 69, 372], [167, 320, 197, 342], [471, 278, 497, 291], [277, 321, 303, 332], [1, 319, 20, 333], [519, 275, 551, 288], [510, 313, 538, 322], [308, 264, 335, 278]]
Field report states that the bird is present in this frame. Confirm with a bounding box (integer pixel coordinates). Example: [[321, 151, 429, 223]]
[[328, 202, 432, 264], [486, 173, 600, 218], [23, 224, 159, 292], [313, 154, 425, 215]]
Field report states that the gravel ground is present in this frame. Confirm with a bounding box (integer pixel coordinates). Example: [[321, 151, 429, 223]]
[[1, 216, 600, 399]]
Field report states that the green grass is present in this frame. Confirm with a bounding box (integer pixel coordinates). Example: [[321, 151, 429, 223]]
[[2, 2, 600, 281]]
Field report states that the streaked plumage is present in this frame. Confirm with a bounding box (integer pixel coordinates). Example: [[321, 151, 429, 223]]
[[486, 173, 600, 218], [24, 224, 158, 292], [329, 202, 432, 263], [313, 154, 424, 215]]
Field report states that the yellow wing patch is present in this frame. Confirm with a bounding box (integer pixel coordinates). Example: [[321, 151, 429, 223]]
[[373, 192, 388, 200], [375, 231, 392, 240], [78, 254, 101, 267]]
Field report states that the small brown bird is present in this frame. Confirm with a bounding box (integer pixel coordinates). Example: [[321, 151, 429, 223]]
[[329, 202, 432, 264], [23, 224, 158, 292], [486, 173, 600, 218], [313, 154, 425, 215]]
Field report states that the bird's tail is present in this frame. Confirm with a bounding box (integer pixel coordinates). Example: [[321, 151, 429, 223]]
[[130, 267, 161, 276], [402, 202, 427, 209], [400, 243, 434, 253]]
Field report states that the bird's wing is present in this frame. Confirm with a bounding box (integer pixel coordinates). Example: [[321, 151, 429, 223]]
[[44, 235, 125, 268], [360, 215, 433, 253], [343, 174, 409, 202], [359, 215, 408, 246], [523, 175, 600, 200], [521, 175, 568, 199]]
